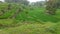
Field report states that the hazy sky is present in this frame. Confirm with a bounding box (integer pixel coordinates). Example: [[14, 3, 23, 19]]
[[0, 0, 4, 2], [0, 0, 45, 2], [28, 0, 45, 2]]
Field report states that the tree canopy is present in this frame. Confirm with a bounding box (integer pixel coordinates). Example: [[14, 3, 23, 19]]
[[46, 0, 60, 15], [5, 0, 29, 5]]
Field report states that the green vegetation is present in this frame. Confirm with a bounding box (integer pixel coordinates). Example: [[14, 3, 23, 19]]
[[0, 22, 56, 34], [0, 1, 60, 34], [46, 0, 60, 15]]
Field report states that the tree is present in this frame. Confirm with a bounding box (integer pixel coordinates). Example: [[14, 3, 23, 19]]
[[30, 1, 45, 7], [5, 0, 29, 5], [46, 0, 60, 15]]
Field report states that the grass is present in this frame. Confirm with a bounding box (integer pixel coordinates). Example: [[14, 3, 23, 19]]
[[0, 3, 60, 34], [0, 22, 56, 34], [16, 7, 60, 23]]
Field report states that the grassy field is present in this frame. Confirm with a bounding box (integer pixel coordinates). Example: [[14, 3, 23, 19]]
[[0, 3, 60, 34], [0, 22, 57, 34]]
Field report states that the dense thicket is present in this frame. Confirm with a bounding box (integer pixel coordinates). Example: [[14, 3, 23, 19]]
[[46, 0, 60, 15]]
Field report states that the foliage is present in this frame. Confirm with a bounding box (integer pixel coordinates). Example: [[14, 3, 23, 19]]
[[30, 1, 45, 7], [46, 0, 60, 15], [5, 0, 29, 5], [0, 2, 60, 34]]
